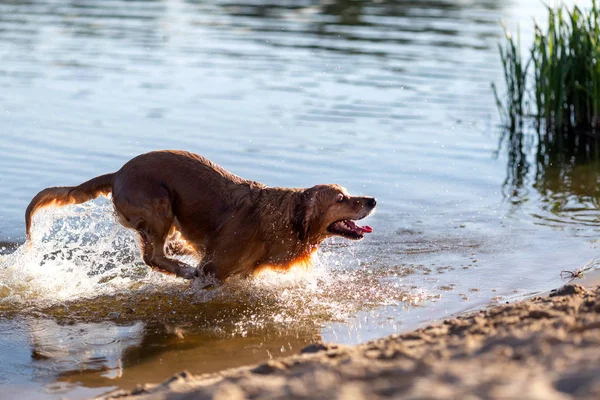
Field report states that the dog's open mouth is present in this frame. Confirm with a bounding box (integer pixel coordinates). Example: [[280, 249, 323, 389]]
[[327, 219, 373, 240]]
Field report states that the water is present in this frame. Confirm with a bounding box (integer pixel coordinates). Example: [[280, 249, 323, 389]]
[[0, 0, 599, 398]]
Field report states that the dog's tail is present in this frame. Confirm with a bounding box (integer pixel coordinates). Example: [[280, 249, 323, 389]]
[[25, 173, 115, 241]]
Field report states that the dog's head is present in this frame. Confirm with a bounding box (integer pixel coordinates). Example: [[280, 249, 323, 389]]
[[294, 184, 376, 242]]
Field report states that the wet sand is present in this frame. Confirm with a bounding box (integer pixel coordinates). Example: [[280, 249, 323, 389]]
[[102, 283, 600, 400]]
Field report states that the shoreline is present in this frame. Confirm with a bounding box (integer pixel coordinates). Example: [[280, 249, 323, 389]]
[[102, 280, 600, 400]]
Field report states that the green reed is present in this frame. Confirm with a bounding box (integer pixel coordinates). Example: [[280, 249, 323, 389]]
[[492, 24, 530, 133], [495, 0, 600, 134]]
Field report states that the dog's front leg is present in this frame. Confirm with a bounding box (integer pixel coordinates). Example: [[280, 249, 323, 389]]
[[198, 258, 248, 282], [199, 261, 226, 281]]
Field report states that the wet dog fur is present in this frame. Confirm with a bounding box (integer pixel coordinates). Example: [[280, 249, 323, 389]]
[[25, 150, 376, 281]]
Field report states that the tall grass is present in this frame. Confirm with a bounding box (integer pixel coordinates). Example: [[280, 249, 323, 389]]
[[492, 24, 531, 194], [492, 25, 530, 133], [495, 1, 600, 210], [494, 0, 600, 134]]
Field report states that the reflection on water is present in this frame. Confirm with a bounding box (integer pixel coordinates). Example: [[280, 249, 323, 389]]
[[501, 126, 600, 233], [1, 0, 599, 398], [28, 320, 145, 381], [0, 317, 318, 397]]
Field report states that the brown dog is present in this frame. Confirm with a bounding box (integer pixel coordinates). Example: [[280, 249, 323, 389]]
[[25, 150, 376, 281]]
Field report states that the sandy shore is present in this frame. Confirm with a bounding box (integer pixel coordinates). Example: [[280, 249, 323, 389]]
[[102, 284, 600, 400]]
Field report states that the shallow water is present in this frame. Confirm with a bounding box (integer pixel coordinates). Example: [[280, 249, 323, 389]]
[[0, 0, 599, 398]]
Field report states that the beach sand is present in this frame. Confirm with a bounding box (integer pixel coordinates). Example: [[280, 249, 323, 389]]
[[102, 283, 600, 400]]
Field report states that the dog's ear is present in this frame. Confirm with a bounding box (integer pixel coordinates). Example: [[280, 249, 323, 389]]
[[293, 191, 317, 242]]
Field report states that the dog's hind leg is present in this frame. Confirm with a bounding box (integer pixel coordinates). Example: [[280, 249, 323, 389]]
[[139, 230, 199, 280], [113, 188, 199, 280]]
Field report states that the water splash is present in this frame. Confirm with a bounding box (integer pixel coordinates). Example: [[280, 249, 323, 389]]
[[0, 199, 183, 304], [0, 201, 423, 330]]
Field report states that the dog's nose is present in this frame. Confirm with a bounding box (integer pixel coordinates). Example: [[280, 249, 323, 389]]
[[368, 197, 377, 208]]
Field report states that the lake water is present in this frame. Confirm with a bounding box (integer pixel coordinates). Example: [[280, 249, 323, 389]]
[[1, 0, 599, 398]]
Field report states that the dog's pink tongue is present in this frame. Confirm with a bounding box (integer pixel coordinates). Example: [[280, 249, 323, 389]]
[[347, 220, 372, 234]]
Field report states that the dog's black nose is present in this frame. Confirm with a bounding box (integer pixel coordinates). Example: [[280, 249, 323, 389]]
[[368, 197, 377, 208]]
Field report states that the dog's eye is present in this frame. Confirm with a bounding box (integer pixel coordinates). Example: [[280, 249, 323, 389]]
[[336, 194, 345, 203]]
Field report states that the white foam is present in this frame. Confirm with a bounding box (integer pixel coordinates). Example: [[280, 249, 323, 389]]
[[0, 199, 184, 304]]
